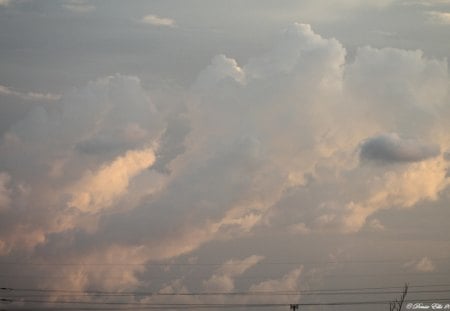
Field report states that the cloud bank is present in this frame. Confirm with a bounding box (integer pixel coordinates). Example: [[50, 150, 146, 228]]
[[0, 22, 449, 304]]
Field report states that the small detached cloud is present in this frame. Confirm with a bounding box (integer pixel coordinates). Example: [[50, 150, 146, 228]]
[[360, 133, 440, 163], [63, 0, 95, 13], [141, 14, 176, 27]]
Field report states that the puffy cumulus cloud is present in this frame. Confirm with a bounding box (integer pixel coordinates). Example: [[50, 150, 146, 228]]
[[141, 14, 176, 27], [2, 21, 450, 302], [260, 26, 450, 235], [360, 133, 440, 163], [244, 23, 345, 83], [190, 23, 348, 189], [344, 46, 449, 131], [30, 23, 450, 286], [203, 255, 264, 291], [1, 74, 158, 180], [0, 74, 161, 256]]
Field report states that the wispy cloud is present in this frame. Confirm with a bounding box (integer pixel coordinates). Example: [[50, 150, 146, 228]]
[[141, 14, 176, 27], [63, 0, 95, 13], [0, 84, 61, 101]]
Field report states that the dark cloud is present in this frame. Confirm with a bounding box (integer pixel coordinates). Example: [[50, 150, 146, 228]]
[[360, 133, 440, 163]]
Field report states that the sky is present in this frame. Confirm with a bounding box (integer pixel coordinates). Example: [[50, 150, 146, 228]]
[[0, 0, 450, 310]]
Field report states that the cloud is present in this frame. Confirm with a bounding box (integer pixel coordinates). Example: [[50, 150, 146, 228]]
[[1, 21, 450, 298], [367, 218, 385, 231], [405, 257, 436, 272], [152, 116, 190, 174], [341, 157, 449, 232], [288, 222, 311, 235], [248, 267, 303, 304], [428, 11, 450, 24], [194, 54, 246, 89], [250, 267, 302, 291], [203, 255, 264, 291], [360, 133, 440, 163], [0, 0, 10, 7], [141, 14, 176, 27], [0, 172, 11, 211], [63, 0, 95, 13], [0, 84, 61, 102], [0, 74, 160, 255], [68, 147, 156, 213]]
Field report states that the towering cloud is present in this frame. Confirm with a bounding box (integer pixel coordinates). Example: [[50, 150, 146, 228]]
[[0, 22, 449, 303]]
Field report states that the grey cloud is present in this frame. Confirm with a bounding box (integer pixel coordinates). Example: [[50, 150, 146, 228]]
[[152, 116, 190, 174], [360, 133, 440, 163], [444, 151, 450, 161]]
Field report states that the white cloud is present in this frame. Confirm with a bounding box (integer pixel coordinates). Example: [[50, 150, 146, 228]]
[[141, 14, 176, 27], [0, 84, 61, 101]]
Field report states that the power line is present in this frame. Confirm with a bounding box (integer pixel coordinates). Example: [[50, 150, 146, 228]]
[[1, 271, 449, 282], [0, 257, 448, 267], [2, 298, 450, 307], [3, 286, 450, 297]]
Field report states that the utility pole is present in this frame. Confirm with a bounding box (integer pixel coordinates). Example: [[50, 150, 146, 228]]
[[390, 283, 408, 311]]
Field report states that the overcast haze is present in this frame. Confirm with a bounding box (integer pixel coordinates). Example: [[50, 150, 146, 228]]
[[0, 1, 450, 310]]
